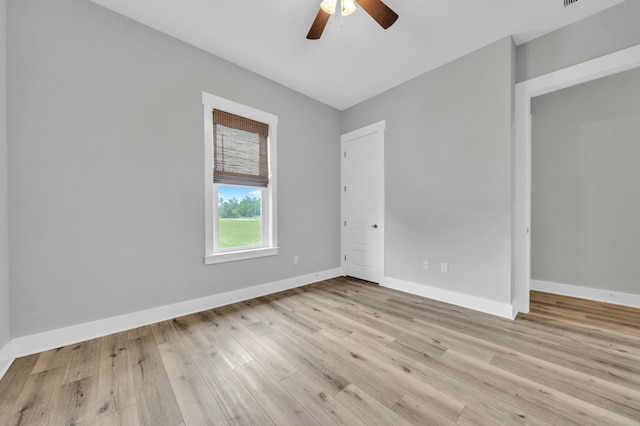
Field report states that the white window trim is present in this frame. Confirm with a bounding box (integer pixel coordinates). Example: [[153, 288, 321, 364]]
[[202, 92, 278, 265]]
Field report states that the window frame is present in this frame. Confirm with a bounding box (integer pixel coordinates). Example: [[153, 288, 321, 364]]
[[203, 92, 278, 265]]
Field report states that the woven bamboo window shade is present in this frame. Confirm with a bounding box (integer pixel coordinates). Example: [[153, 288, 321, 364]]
[[213, 109, 269, 187]]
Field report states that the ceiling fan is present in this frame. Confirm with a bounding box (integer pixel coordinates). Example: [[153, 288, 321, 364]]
[[307, 0, 399, 40]]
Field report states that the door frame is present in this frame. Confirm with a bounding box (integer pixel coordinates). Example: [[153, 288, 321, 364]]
[[513, 44, 640, 314], [341, 120, 386, 283]]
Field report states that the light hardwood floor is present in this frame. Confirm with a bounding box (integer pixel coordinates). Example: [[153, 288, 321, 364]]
[[0, 276, 639, 425]]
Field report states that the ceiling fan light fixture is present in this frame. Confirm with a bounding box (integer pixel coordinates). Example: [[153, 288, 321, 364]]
[[320, 0, 337, 15], [341, 0, 357, 16], [307, 0, 397, 40]]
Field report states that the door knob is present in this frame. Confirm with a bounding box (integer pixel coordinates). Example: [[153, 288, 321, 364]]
[[371, 224, 378, 229]]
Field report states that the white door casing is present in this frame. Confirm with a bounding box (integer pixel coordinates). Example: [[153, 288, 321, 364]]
[[341, 121, 385, 283]]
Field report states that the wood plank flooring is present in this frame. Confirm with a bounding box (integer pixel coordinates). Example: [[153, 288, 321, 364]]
[[1, 276, 639, 425]]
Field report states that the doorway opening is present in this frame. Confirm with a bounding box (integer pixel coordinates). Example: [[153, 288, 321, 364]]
[[514, 44, 640, 314]]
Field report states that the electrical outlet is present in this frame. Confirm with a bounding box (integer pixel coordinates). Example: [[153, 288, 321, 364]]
[[440, 262, 448, 274], [294, 255, 299, 264], [423, 260, 429, 270]]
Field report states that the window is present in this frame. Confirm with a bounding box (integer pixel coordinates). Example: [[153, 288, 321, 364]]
[[203, 92, 278, 264]]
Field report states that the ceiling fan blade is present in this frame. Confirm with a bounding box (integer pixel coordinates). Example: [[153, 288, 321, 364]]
[[356, 0, 398, 29], [307, 8, 331, 39]]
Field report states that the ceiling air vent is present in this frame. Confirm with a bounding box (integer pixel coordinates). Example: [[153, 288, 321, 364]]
[[564, 0, 579, 6]]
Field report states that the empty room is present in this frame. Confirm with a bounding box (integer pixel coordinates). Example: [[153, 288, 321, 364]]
[[1, 0, 639, 425]]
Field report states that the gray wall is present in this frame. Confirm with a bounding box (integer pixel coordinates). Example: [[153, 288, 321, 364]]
[[342, 37, 514, 304], [531, 68, 640, 295], [7, 0, 341, 337], [517, 0, 640, 82], [0, 0, 10, 351]]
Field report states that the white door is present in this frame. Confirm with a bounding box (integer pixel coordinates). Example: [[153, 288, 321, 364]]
[[341, 121, 385, 283]]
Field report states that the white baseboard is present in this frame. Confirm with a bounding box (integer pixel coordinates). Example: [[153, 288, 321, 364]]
[[530, 279, 640, 309], [0, 340, 13, 379], [511, 301, 523, 318], [381, 277, 515, 320], [8, 267, 343, 362]]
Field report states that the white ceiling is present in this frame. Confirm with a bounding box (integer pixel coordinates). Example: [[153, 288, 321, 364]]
[[90, 0, 627, 110]]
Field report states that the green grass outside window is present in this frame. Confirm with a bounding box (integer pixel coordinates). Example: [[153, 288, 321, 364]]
[[218, 218, 261, 248]]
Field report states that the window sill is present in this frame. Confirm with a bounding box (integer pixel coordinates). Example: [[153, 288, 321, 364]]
[[205, 247, 279, 265]]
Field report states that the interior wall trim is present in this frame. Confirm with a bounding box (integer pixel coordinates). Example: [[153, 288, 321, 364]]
[[382, 276, 516, 320], [531, 279, 640, 309], [0, 340, 12, 380], [0, 267, 343, 381]]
